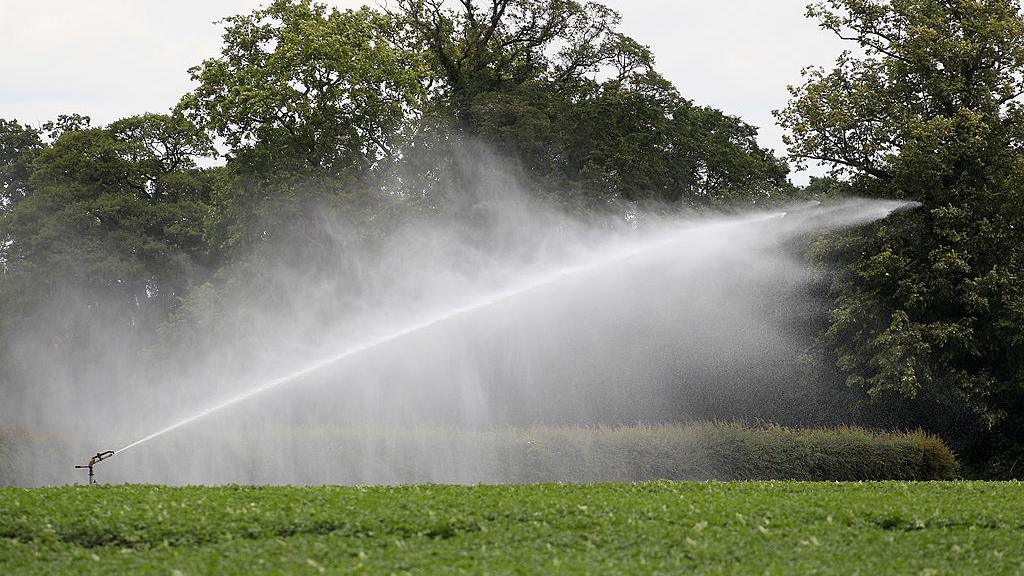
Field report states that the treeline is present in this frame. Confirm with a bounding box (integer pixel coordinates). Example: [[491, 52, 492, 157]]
[[1, 0, 1022, 476]]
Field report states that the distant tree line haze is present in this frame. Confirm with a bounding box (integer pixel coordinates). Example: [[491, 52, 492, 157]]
[[1, 0, 1021, 476]]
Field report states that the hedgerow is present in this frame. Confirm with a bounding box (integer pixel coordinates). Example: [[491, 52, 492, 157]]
[[1, 422, 957, 486], [490, 422, 958, 482]]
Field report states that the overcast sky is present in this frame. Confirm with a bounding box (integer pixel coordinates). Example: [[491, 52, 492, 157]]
[[0, 1, 847, 184]]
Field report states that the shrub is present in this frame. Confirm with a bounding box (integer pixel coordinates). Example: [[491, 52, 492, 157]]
[[485, 422, 958, 482]]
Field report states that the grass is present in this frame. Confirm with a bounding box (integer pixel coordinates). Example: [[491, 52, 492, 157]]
[[1, 482, 1021, 574]]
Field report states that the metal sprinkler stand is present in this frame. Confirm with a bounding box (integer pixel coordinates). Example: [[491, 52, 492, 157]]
[[75, 451, 115, 485]]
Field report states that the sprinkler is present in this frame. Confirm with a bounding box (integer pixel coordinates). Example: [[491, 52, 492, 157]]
[[75, 451, 115, 485]]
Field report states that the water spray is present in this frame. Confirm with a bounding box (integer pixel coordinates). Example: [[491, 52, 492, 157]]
[[102, 215, 784, 464], [75, 450, 115, 485], [69, 200, 915, 484]]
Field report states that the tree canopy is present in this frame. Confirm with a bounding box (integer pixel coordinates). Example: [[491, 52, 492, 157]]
[[394, 0, 790, 205], [777, 0, 1024, 474], [179, 0, 427, 178]]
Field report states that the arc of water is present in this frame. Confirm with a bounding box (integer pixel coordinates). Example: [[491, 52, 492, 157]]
[[114, 213, 784, 456]]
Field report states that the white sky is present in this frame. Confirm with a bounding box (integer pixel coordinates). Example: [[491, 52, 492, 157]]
[[0, 1, 847, 184]]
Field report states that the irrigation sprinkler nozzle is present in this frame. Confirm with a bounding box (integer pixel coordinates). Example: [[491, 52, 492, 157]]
[[75, 450, 115, 485]]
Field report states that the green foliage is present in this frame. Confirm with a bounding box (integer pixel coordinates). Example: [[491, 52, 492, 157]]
[[0, 113, 220, 416], [483, 422, 957, 482], [0, 119, 44, 212], [168, 0, 793, 264], [564, 83, 791, 204], [1, 482, 1022, 574], [175, 0, 437, 257], [179, 0, 427, 178], [41, 113, 92, 141], [2, 114, 216, 310], [398, 0, 629, 115], [399, 0, 791, 205], [779, 0, 1024, 473]]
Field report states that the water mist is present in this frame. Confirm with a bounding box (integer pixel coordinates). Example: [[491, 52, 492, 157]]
[[1, 150, 915, 486]]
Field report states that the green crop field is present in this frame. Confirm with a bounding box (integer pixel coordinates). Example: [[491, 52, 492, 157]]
[[1, 482, 1021, 575]]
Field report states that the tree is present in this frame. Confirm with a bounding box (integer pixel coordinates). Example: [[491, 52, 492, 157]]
[[565, 75, 790, 205], [777, 0, 1024, 474], [106, 114, 216, 197], [0, 119, 44, 216], [41, 113, 92, 141], [1, 114, 217, 319], [179, 0, 427, 178], [399, 0, 791, 205], [397, 0, 626, 119]]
